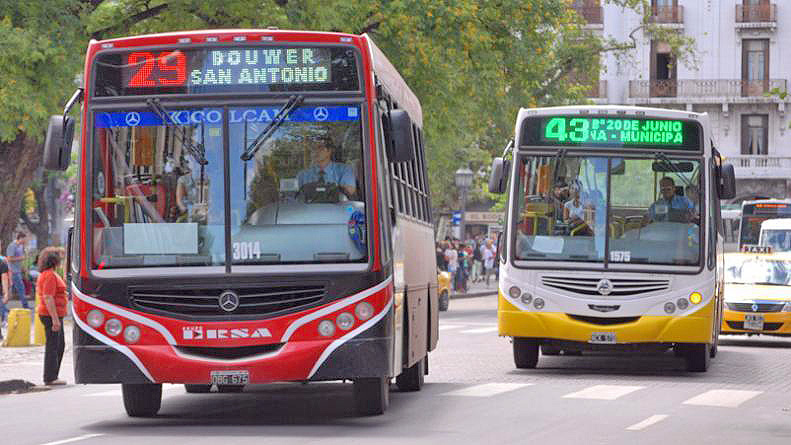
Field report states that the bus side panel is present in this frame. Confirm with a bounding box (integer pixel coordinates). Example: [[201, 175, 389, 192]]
[[400, 218, 436, 367]]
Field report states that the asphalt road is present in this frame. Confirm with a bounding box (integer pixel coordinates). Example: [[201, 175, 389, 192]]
[[3, 295, 791, 445]]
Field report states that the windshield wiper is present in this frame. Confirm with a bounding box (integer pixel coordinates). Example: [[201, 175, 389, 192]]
[[240, 95, 304, 161], [654, 152, 692, 188], [146, 98, 207, 166]]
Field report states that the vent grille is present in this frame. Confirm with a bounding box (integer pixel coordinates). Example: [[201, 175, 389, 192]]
[[567, 314, 641, 325], [726, 302, 785, 313], [176, 344, 284, 360], [130, 285, 326, 317], [542, 276, 670, 296], [726, 321, 783, 331]]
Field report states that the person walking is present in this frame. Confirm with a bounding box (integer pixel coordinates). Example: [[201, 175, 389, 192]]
[[5, 232, 30, 309], [36, 248, 69, 386], [0, 250, 9, 339], [444, 242, 459, 292], [482, 239, 496, 286]]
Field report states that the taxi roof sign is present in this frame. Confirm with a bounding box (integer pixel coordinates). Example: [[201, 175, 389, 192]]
[[741, 245, 773, 254]]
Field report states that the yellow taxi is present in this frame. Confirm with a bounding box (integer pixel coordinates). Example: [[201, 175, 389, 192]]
[[438, 270, 451, 311], [722, 250, 791, 336]]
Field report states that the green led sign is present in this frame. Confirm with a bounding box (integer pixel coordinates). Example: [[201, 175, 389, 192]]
[[520, 115, 702, 150]]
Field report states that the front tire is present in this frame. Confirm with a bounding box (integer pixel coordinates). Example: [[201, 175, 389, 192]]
[[396, 356, 425, 391], [122, 383, 162, 417], [353, 377, 389, 416], [683, 343, 711, 372], [184, 384, 212, 393], [438, 290, 450, 312], [513, 338, 539, 369]]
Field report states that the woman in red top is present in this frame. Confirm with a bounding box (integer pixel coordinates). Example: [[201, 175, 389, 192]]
[[36, 248, 68, 386]]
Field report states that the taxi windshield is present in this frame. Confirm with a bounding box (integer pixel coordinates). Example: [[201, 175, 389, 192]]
[[725, 256, 791, 286]]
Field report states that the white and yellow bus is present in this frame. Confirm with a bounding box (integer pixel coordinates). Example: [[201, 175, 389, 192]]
[[488, 106, 736, 372]]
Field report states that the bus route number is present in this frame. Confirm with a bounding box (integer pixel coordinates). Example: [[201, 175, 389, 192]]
[[233, 241, 262, 261]]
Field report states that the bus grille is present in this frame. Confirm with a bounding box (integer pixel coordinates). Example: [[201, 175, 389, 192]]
[[129, 285, 326, 317], [726, 321, 783, 331], [726, 302, 785, 313], [542, 276, 670, 296], [567, 314, 641, 325]]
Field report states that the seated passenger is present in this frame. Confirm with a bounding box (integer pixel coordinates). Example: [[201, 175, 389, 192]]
[[645, 177, 694, 224], [564, 187, 592, 235], [297, 134, 356, 199]]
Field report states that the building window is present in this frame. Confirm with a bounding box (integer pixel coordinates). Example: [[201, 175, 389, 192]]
[[651, 0, 680, 23], [740, 0, 772, 22], [650, 41, 676, 97], [741, 115, 768, 155], [742, 39, 769, 96]]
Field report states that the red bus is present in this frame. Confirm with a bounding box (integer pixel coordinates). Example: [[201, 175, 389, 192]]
[[44, 29, 438, 416]]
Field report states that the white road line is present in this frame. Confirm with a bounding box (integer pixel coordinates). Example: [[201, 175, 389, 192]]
[[86, 384, 181, 397], [39, 434, 104, 445], [442, 383, 533, 397], [459, 326, 498, 334], [626, 414, 669, 431], [562, 385, 645, 400], [439, 325, 465, 331], [682, 390, 763, 408]]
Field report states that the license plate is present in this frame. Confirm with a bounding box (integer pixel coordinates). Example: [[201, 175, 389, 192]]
[[210, 370, 249, 385], [744, 314, 764, 331], [590, 332, 617, 344]]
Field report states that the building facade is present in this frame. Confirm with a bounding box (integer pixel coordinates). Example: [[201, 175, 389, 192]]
[[577, 0, 791, 201]]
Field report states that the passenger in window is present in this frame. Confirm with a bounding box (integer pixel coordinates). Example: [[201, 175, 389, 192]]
[[176, 161, 208, 222], [564, 185, 592, 236], [548, 181, 569, 222], [644, 176, 694, 224], [297, 134, 356, 200]]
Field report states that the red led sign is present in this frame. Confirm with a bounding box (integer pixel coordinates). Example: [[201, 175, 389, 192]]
[[127, 51, 187, 87]]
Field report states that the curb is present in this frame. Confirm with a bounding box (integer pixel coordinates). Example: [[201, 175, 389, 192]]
[[0, 379, 36, 394], [450, 290, 497, 300]]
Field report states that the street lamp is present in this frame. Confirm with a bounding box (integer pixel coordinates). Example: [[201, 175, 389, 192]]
[[454, 166, 474, 241]]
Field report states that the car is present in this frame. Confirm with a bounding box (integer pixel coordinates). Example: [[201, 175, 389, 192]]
[[438, 270, 451, 311], [721, 251, 791, 337]]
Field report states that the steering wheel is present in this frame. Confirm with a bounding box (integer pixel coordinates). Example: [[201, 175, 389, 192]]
[[298, 180, 345, 204]]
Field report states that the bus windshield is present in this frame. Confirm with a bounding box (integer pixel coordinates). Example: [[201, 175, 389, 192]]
[[91, 104, 366, 268], [741, 201, 791, 248], [513, 154, 701, 266]]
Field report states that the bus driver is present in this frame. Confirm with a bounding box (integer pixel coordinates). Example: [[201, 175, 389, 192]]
[[644, 176, 694, 224], [297, 134, 356, 199]]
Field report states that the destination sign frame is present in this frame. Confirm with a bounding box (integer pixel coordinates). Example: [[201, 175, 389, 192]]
[[93, 45, 361, 96], [519, 115, 703, 151]]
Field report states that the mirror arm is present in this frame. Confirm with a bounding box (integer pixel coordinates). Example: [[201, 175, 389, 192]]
[[63, 88, 83, 117]]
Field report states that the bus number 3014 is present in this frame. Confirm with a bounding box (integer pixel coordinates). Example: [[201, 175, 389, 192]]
[[232, 241, 262, 260]]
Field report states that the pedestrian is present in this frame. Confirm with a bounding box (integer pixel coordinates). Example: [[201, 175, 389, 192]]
[[444, 242, 458, 292], [0, 249, 10, 339], [436, 241, 448, 272], [472, 236, 484, 283], [482, 239, 496, 286], [5, 232, 31, 309], [36, 247, 69, 386]]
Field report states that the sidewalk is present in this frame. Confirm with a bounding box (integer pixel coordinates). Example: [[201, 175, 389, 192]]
[[450, 279, 499, 299]]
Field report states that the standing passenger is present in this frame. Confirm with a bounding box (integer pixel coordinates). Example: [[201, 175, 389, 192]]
[[36, 248, 69, 386]]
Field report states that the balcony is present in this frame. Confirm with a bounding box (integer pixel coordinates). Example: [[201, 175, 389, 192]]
[[573, 6, 603, 25], [730, 156, 791, 179], [735, 3, 776, 29], [649, 5, 683, 25], [628, 79, 787, 102]]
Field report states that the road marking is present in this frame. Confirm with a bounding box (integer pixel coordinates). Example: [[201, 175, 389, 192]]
[[39, 434, 104, 445], [562, 385, 645, 400], [87, 384, 181, 397], [626, 414, 669, 431], [442, 383, 533, 397], [682, 389, 763, 408], [459, 326, 498, 334]]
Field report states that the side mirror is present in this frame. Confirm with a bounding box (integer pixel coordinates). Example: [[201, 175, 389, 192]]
[[718, 163, 736, 199], [386, 109, 415, 162], [488, 157, 509, 194], [44, 115, 75, 171]]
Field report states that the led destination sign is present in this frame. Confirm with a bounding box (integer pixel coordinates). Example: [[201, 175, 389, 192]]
[[520, 116, 702, 150]]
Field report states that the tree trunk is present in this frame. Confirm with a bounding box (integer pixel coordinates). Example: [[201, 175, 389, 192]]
[[0, 132, 42, 249]]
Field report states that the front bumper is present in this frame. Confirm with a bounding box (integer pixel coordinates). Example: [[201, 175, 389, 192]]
[[498, 294, 714, 344], [721, 309, 791, 335]]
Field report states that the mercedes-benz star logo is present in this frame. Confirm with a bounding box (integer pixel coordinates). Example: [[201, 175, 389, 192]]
[[125, 112, 141, 127], [596, 279, 613, 296], [313, 107, 329, 121], [219, 290, 240, 313], [752, 303, 759, 312]]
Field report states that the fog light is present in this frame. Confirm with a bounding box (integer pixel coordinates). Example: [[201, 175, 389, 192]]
[[509, 286, 521, 299], [318, 320, 336, 337], [123, 325, 141, 344], [355, 302, 374, 321], [533, 298, 545, 310], [521, 293, 533, 305], [664, 302, 676, 314], [677, 298, 689, 310], [689, 292, 702, 305], [105, 318, 123, 336], [336, 312, 355, 330], [87, 310, 104, 328]]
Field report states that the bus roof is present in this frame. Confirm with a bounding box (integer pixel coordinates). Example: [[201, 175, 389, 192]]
[[363, 35, 422, 126], [517, 105, 707, 122], [760, 218, 791, 230], [91, 29, 364, 48]]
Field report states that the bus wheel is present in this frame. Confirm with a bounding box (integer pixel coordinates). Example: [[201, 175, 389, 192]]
[[439, 290, 450, 312], [513, 338, 539, 369], [184, 384, 212, 393], [541, 344, 561, 356], [396, 356, 425, 391], [353, 377, 389, 416], [218, 385, 245, 393], [684, 343, 711, 372], [122, 383, 162, 417]]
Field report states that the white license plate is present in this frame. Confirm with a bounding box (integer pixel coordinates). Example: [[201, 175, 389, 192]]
[[744, 314, 764, 331], [590, 332, 617, 344], [210, 370, 249, 385]]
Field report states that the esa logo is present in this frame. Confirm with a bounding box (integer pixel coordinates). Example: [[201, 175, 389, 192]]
[[182, 326, 272, 340]]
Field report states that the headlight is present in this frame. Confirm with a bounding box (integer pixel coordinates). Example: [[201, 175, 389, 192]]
[[336, 312, 355, 330], [689, 292, 702, 305], [533, 298, 545, 310], [105, 318, 123, 337], [355, 302, 374, 321], [664, 302, 676, 314], [123, 325, 141, 344], [87, 310, 104, 328], [509, 286, 521, 299], [318, 320, 336, 337], [782, 302, 791, 312], [521, 293, 533, 305], [677, 298, 689, 310]]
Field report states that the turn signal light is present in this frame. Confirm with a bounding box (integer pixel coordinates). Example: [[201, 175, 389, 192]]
[[689, 292, 703, 305]]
